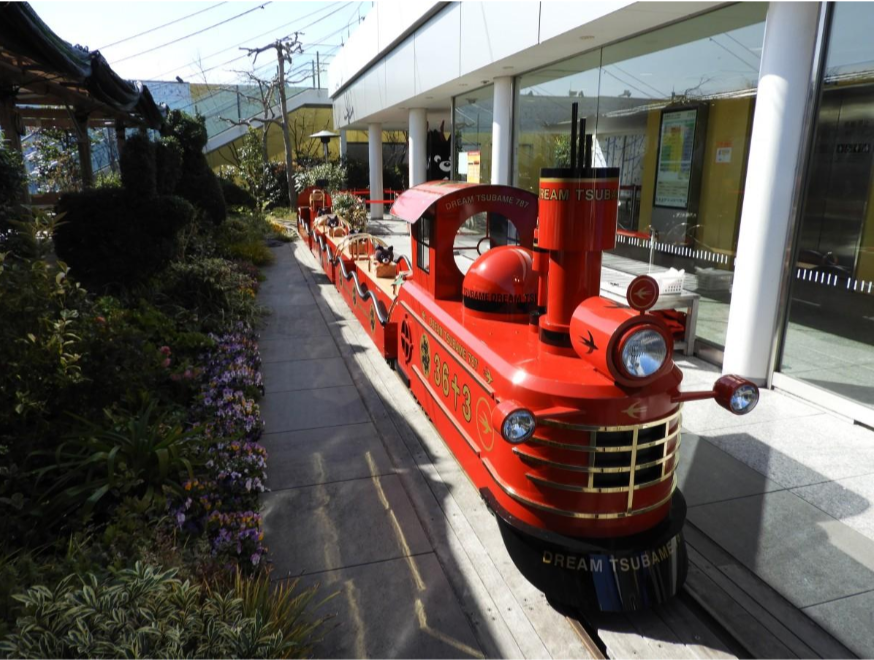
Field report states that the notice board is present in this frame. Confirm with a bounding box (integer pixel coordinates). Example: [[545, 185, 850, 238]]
[[654, 108, 698, 209]]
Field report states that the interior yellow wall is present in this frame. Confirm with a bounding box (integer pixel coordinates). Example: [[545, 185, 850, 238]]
[[205, 106, 337, 169], [635, 100, 751, 254], [637, 110, 662, 232], [857, 170, 874, 281], [697, 97, 753, 255]]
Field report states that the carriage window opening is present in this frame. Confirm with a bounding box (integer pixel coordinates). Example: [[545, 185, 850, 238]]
[[453, 212, 519, 274], [417, 213, 431, 273]]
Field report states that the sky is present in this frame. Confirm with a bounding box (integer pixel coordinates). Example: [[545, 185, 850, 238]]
[[29, 1, 371, 85]]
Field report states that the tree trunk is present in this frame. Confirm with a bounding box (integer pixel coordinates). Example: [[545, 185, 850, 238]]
[[276, 44, 295, 210]]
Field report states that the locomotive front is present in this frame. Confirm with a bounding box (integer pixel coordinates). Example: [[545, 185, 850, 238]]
[[389, 114, 758, 613], [471, 158, 758, 613]]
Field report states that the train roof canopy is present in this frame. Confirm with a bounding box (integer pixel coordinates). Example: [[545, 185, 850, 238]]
[[389, 181, 537, 224]]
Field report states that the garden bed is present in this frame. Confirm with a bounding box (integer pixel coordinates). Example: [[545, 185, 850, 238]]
[[0, 117, 326, 658]]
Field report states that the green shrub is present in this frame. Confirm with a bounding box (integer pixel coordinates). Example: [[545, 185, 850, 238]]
[[0, 562, 329, 659], [119, 133, 156, 202], [32, 397, 204, 519], [221, 179, 257, 209], [0, 221, 94, 542], [264, 162, 290, 210], [0, 146, 27, 231], [54, 189, 195, 290], [156, 257, 261, 331], [93, 170, 121, 189], [155, 136, 184, 196], [331, 192, 367, 232], [293, 161, 346, 195], [164, 111, 227, 226], [225, 241, 275, 266]]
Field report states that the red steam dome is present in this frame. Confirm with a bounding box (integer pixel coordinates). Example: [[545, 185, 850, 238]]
[[462, 246, 537, 321]]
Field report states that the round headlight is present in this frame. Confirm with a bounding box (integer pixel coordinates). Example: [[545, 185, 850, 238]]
[[619, 328, 667, 378], [730, 383, 759, 414], [502, 409, 536, 443]]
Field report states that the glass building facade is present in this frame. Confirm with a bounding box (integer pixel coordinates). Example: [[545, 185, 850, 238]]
[[454, 85, 494, 183], [779, 3, 874, 411], [446, 2, 874, 416], [509, 3, 768, 350]]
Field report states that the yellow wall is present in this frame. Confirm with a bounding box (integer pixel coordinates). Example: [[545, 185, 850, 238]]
[[636, 100, 751, 261], [697, 97, 753, 254], [858, 168, 874, 281], [206, 106, 338, 169]]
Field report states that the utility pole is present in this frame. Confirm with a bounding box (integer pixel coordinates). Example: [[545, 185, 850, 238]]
[[316, 51, 321, 89], [312, 61, 316, 88], [276, 41, 296, 210], [238, 34, 302, 210]]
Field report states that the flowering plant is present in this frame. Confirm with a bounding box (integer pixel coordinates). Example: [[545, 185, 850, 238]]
[[169, 323, 268, 570]]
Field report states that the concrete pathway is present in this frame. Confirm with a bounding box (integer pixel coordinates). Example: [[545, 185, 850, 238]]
[[257, 241, 591, 658], [258, 237, 874, 659], [675, 357, 874, 658]]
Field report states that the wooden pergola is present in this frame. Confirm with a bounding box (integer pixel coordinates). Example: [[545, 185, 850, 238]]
[[0, 2, 164, 201]]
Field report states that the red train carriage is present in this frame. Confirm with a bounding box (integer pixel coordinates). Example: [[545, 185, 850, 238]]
[[297, 170, 758, 611], [295, 185, 331, 254]]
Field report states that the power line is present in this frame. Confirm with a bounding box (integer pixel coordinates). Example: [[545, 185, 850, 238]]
[[98, 2, 228, 50], [194, 10, 349, 79], [176, 52, 334, 119], [114, 2, 273, 65], [149, 1, 342, 80]]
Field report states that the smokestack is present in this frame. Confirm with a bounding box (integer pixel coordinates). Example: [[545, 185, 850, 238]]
[[537, 112, 619, 354]]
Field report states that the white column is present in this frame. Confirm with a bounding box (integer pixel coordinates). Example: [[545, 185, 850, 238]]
[[339, 129, 348, 159], [491, 76, 513, 185], [723, 2, 821, 383], [408, 108, 427, 187], [368, 123, 384, 220]]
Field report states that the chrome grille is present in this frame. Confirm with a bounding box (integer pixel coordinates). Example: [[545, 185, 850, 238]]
[[497, 408, 682, 518]]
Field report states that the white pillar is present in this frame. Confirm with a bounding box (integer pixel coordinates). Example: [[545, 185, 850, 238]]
[[368, 123, 384, 220], [491, 76, 513, 185], [339, 129, 347, 159], [723, 2, 821, 383], [408, 108, 427, 187]]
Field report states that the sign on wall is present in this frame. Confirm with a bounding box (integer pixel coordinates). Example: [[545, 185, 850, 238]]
[[654, 109, 698, 209], [467, 151, 481, 183]]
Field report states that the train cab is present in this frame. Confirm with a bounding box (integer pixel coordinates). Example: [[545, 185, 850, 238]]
[[388, 177, 758, 612]]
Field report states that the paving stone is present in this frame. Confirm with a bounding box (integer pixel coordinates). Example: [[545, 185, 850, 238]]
[[785, 365, 874, 407], [688, 490, 874, 608], [297, 554, 483, 659], [803, 589, 874, 659], [260, 423, 393, 490], [702, 414, 874, 488], [791, 474, 874, 543], [677, 433, 783, 507], [262, 357, 352, 394], [257, 291, 317, 310], [258, 311, 329, 339], [262, 475, 431, 576], [261, 385, 369, 433], [258, 335, 339, 363]]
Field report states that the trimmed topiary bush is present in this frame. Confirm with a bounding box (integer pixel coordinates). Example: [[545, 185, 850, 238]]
[[155, 136, 184, 196], [119, 132, 156, 203], [220, 179, 257, 209], [163, 110, 227, 226], [54, 189, 195, 289]]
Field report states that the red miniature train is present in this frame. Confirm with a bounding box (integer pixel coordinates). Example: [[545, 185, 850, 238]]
[[295, 148, 758, 613]]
